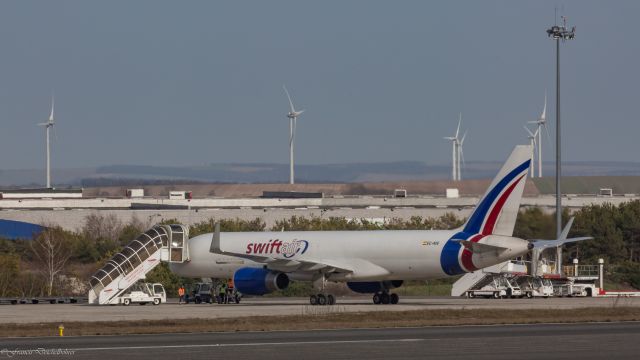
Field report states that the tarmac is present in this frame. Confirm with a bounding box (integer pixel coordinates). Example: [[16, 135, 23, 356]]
[[1, 322, 639, 359], [2, 296, 639, 324]]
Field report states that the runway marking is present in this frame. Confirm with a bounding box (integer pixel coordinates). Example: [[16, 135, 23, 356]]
[[70, 338, 428, 352]]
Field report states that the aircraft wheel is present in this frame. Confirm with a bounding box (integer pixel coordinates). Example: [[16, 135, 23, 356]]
[[123, 298, 131, 306], [317, 294, 327, 306], [381, 293, 390, 304], [390, 293, 399, 305], [153, 298, 161, 305], [373, 293, 381, 304], [327, 294, 336, 305], [309, 294, 318, 305]]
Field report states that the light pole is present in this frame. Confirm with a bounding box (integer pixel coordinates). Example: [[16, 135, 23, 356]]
[[546, 17, 575, 274]]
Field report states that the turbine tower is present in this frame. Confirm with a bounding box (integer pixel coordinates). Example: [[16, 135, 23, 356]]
[[444, 114, 463, 181], [524, 126, 539, 177], [37, 96, 55, 188], [283, 85, 304, 185], [528, 93, 548, 177], [457, 131, 467, 181]]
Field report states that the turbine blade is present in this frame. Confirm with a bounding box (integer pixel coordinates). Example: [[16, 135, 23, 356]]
[[455, 113, 461, 138], [49, 94, 55, 122], [543, 123, 552, 145], [540, 91, 547, 121], [523, 125, 535, 137], [283, 85, 295, 113], [460, 131, 467, 146]]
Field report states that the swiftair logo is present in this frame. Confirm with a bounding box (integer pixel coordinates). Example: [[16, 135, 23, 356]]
[[245, 239, 309, 258]]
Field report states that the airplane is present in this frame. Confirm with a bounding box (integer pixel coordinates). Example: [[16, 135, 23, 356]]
[[169, 145, 590, 305]]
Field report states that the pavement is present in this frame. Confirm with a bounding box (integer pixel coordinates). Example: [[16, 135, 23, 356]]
[[1, 322, 639, 359], [1, 296, 639, 324]]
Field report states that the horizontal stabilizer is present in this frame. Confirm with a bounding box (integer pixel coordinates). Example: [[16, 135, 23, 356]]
[[529, 237, 592, 250], [452, 239, 508, 254], [528, 217, 593, 249]]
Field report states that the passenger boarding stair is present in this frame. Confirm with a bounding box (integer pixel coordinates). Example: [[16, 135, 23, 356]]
[[88, 225, 189, 305], [451, 261, 527, 297]]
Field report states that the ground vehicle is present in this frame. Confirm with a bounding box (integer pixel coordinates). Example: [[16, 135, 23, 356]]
[[186, 283, 214, 304], [184, 282, 243, 304], [120, 283, 166, 306], [519, 277, 553, 298], [466, 276, 522, 299], [556, 282, 596, 297]]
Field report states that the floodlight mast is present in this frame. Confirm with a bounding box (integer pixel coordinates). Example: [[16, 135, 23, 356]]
[[547, 16, 575, 275]]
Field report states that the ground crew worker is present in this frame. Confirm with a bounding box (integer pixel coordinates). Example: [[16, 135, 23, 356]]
[[227, 278, 235, 303], [178, 285, 185, 305], [219, 283, 227, 304], [210, 285, 216, 304]]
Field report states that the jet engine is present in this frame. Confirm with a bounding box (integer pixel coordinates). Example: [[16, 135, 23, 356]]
[[233, 267, 290, 295]]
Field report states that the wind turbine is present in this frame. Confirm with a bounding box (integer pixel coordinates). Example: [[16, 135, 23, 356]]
[[528, 93, 549, 177], [443, 114, 463, 181], [524, 125, 539, 178], [37, 95, 55, 188], [283, 85, 304, 185]]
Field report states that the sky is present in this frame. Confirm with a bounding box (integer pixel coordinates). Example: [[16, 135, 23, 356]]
[[0, 0, 638, 169]]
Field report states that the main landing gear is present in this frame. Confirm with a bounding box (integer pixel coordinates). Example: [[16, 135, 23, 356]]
[[309, 273, 337, 306], [372, 291, 399, 305], [309, 293, 336, 306]]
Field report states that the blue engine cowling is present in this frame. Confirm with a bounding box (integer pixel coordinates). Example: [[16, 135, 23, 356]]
[[347, 280, 404, 294], [233, 267, 290, 295]]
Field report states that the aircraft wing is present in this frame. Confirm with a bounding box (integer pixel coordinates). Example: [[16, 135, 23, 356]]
[[208, 224, 354, 274]]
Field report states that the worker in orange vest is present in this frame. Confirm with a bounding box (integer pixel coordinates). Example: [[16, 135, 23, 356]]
[[178, 286, 185, 305]]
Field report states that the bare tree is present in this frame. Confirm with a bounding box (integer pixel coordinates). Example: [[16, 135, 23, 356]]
[[31, 228, 72, 296], [0, 254, 19, 297], [82, 213, 123, 240]]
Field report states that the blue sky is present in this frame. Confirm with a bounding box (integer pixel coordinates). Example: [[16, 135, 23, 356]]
[[0, 0, 638, 169]]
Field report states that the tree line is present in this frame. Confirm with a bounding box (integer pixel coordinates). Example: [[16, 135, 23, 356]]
[[1, 200, 640, 298]]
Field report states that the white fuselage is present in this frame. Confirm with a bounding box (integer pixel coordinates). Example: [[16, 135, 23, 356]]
[[170, 230, 530, 282]]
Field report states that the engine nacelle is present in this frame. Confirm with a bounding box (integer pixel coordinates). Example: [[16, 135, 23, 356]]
[[233, 267, 290, 295], [347, 280, 404, 294]]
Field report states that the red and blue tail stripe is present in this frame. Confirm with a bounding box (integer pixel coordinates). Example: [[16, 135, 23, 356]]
[[440, 159, 530, 275]]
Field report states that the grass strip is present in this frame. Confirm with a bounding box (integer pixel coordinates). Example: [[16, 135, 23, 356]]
[[2, 307, 640, 337]]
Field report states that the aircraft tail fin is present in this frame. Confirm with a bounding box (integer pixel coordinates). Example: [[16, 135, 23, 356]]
[[461, 145, 532, 236]]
